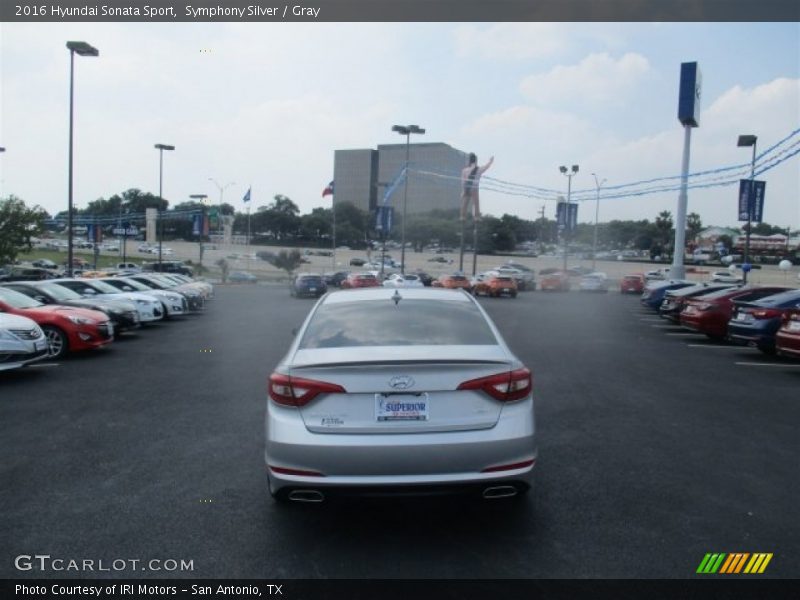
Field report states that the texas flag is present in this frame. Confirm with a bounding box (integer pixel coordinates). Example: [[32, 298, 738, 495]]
[[322, 181, 334, 197]]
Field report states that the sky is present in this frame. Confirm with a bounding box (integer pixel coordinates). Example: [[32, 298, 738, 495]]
[[1, 21, 798, 231]]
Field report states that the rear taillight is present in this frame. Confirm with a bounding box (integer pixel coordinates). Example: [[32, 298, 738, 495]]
[[751, 309, 781, 319], [457, 368, 532, 402], [268, 373, 346, 407]]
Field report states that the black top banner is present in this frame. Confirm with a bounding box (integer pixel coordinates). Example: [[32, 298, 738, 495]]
[[3, 0, 800, 22]]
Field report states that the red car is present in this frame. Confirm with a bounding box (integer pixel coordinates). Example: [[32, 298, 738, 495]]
[[539, 270, 570, 291], [340, 272, 381, 289], [620, 273, 645, 294], [432, 273, 471, 290], [0, 286, 114, 359], [680, 286, 791, 340], [776, 309, 800, 359]]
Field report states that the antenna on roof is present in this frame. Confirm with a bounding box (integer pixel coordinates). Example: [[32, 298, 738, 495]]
[[391, 289, 402, 305]]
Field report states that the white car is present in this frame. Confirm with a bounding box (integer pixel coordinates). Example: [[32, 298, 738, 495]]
[[99, 278, 188, 317], [645, 268, 670, 281], [578, 272, 609, 292], [710, 270, 744, 284], [382, 273, 425, 288], [0, 313, 49, 371], [49, 279, 164, 322]]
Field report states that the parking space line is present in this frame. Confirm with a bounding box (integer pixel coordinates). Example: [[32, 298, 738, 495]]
[[734, 362, 800, 368], [28, 363, 60, 368], [687, 344, 744, 349], [665, 332, 701, 336], [651, 324, 681, 328]]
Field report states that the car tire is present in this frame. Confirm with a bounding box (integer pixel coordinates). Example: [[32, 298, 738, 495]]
[[757, 344, 777, 356], [42, 326, 69, 359]]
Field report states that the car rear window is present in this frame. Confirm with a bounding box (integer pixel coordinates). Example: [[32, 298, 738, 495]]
[[299, 276, 322, 284], [749, 290, 800, 307], [299, 299, 498, 348]]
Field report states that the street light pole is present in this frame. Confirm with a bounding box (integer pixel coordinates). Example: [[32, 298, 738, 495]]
[[559, 165, 579, 272], [392, 124, 425, 274], [209, 178, 235, 246], [65, 41, 98, 278], [591, 173, 606, 272], [737, 134, 758, 285], [154, 143, 175, 269], [190, 193, 209, 271]]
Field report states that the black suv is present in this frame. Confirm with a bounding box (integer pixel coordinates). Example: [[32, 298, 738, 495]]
[[141, 261, 194, 277]]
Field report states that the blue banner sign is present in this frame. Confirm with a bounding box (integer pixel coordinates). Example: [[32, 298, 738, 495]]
[[738, 179, 766, 223], [557, 202, 578, 231], [375, 205, 394, 232]]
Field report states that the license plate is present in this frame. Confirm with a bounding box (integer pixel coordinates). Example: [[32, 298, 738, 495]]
[[503, 288, 510, 293], [788, 322, 800, 332], [309, 288, 317, 292], [34, 340, 46, 351], [734, 312, 748, 322], [375, 393, 429, 421], [107, 323, 114, 337]]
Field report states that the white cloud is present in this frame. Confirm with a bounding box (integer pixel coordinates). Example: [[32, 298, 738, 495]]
[[520, 52, 651, 107], [453, 23, 566, 60]]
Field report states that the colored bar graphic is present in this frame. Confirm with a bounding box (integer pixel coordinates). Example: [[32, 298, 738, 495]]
[[698, 552, 773, 574], [697, 553, 727, 574], [744, 553, 773, 574]]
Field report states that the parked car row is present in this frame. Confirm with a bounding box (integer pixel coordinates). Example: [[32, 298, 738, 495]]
[[638, 276, 800, 357], [0, 273, 213, 369]]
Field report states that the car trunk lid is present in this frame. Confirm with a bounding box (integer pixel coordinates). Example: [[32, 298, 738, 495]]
[[289, 345, 513, 434]]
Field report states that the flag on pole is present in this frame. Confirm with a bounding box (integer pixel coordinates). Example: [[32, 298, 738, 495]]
[[243, 187, 251, 203], [322, 181, 334, 197]]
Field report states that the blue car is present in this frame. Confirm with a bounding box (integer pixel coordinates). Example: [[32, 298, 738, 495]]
[[291, 273, 327, 298], [640, 280, 696, 310], [727, 289, 800, 354]]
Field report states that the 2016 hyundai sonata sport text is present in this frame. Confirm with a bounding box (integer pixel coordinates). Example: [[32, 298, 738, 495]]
[[265, 287, 536, 503]]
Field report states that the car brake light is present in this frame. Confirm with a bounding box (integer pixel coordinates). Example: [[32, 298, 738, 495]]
[[693, 302, 714, 311], [457, 368, 532, 402], [268, 373, 346, 407], [751, 309, 781, 319]]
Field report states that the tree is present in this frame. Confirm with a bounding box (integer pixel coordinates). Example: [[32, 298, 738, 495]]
[[215, 258, 230, 283], [687, 212, 703, 242], [265, 249, 303, 277], [0, 196, 47, 265]]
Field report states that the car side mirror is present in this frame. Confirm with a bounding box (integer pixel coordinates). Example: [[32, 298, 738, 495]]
[[34, 295, 48, 303]]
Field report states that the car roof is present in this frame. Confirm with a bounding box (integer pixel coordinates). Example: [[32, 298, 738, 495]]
[[324, 287, 471, 305]]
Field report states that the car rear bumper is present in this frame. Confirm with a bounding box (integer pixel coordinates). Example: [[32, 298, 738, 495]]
[[265, 397, 536, 493]]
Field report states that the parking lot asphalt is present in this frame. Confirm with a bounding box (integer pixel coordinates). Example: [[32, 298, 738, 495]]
[[1, 285, 798, 579]]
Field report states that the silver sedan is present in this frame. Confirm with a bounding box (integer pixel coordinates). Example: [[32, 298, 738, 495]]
[[265, 287, 536, 503]]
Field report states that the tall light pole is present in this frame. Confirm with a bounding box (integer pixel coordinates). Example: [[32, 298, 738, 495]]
[[190, 193, 209, 271], [559, 165, 579, 272], [392, 124, 425, 274], [737, 134, 757, 285], [591, 173, 606, 272], [66, 41, 98, 277], [209, 178, 234, 245], [154, 144, 175, 268]]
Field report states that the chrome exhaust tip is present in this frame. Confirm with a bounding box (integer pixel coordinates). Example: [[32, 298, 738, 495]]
[[482, 485, 518, 499], [288, 489, 325, 503]]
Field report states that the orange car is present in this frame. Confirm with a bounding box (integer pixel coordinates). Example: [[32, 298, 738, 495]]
[[433, 273, 472, 290], [539, 270, 571, 291], [471, 272, 517, 298]]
